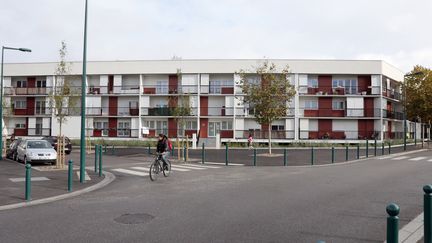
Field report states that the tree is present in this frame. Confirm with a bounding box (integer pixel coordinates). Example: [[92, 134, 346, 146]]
[[238, 61, 296, 154], [50, 41, 79, 167], [405, 65, 432, 123]]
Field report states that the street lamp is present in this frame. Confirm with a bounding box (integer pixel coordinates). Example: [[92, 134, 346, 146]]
[[0, 46, 32, 160], [80, 0, 88, 183]]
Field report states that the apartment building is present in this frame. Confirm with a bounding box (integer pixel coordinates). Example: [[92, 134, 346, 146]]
[[1, 59, 417, 143]]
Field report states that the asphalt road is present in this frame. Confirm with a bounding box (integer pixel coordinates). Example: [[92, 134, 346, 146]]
[[0, 149, 431, 242]]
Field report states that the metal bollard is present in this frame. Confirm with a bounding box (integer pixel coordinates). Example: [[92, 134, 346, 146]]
[[94, 145, 98, 173], [284, 148, 287, 166], [202, 143, 205, 164], [374, 139, 377, 156], [331, 146, 335, 164], [99, 145, 103, 177], [68, 160, 73, 192], [366, 139, 369, 158], [183, 146, 186, 162], [386, 203, 400, 243], [25, 163, 31, 201], [111, 145, 114, 155], [388, 143, 391, 154], [424, 185, 432, 243], [253, 148, 257, 166], [104, 144, 107, 153], [356, 144, 360, 159], [225, 143, 229, 166], [382, 142, 385, 155], [345, 145, 349, 161], [311, 146, 314, 165], [148, 145, 151, 154]]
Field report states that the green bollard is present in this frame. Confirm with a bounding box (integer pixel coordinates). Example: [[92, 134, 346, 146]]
[[311, 146, 314, 165], [183, 146, 186, 162], [25, 163, 31, 201], [374, 139, 377, 156], [171, 144, 174, 155], [388, 143, 391, 154], [68, 160, 73, 192], [356, 144, 360, 159], [331, 146, 335, 164], [148, 145, 151, 155], [94, 145, 98, 173], [424, 185, 432, 243], [284, 148, 287, 166], [111, 145, 114, 155], [366, 139, 369, 158], [382, 142, 385, 155], [99, 145, 103, 177], [201, 143, 205, 164], [345, 145, 348, 161], [386, 203, 400, 243], [104, 144, 107, 153], [225, 143, 229, 166], [253, 148, 257, 166]]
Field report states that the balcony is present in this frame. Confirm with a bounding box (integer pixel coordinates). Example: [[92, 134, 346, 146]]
[[382, 109, 404, 120], [382, 89, 403, 101], [298, 86, 380, 96], [87, 85, 140, 95], [300, 108, 380, 118], [89, 128, 139, 138], [235, 130, 295, 139], [300, 130, 380, 140], [86, 107, 139, 116], [4, 87, 53, 95]]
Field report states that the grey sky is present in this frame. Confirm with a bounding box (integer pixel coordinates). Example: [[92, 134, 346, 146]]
[[1, 0, 431, 72]]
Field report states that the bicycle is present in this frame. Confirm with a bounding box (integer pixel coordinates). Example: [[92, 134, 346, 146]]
[[149, 152, 171, 181]]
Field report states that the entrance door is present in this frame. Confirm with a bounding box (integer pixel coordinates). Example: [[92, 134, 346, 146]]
[[208, 122, 221, 137]]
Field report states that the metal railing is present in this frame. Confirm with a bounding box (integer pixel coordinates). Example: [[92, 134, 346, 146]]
[[4, 87, 53, 95], [382, 89, 403, 100], [300, 130, 381, 140], [299, 108, 380, 118], [298, 85, 380, 95], [382, 109, 404, 120], [235, 130, 295, 139]]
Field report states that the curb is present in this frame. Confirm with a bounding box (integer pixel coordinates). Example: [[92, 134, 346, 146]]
[[0, 171, 116, 211]]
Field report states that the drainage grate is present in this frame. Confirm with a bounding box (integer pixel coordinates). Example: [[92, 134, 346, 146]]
[[114, 213, 155, 225]]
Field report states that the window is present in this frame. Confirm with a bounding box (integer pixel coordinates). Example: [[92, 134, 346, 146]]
[[156, 81, 168, 94], [15, 100, 27, 109], [15, 123, 26, 129], [36, 80, 47, 88], [307, 78, 318, 88], [304, 100, 318, 109], [185, 121, 197, 130], [332, 80, 344, 88], [16, 80, 27, 88], [209, 80, 221, 94], [143, 120, 155, 129], [129, 101, 138, 109], [94, 121, 108, 136], [345, 79, 358, 94], [271, 125, 285, 131], [156, 121, 168, 135], [118, 121, 131, 137], [221, 121, 233, 130], [332, 101, 345, 110]]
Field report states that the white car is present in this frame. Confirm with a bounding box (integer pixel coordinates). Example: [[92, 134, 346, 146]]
[[17, 139, 57, 165]]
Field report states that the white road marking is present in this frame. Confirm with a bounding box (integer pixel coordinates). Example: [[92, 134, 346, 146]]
[[172, 165, 207, 170], [183, 164, 221, 169], [112, 168, 148, 177], [409, 157, 427, 161], [379, 156, 396, 160], [203, 162, 245, 166], [133, 165, 189, 172], [9, 177, 50, 182], [76, 171, 91, 181], [391, 156, 409, 160], [428, 159, 432, 162]]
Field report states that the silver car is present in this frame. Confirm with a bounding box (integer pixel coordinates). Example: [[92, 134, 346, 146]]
[[17, 139, 57, 165]]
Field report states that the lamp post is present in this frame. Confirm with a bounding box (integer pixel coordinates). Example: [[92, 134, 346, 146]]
[[0, 46, 31, 160], [79, 0, 88, 183]]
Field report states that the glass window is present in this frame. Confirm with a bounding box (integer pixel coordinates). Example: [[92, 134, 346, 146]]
[[271, 125, 285, 131], [15, 100, 27, 109], [304, 100, 318, 109], [221, 121, 233, 130], [332, 80, 344, 87], [156, 81, 168, 94], [15, 123, 26, 128], [307, 79, 318, 88], [210, 80, 221, 94], [332, 101, 345, 110], [36, 80, 46, 88], [17, 80, 27, 88]]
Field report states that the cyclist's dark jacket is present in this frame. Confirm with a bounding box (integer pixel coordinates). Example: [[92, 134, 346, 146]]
[[156, 139, 167, 153]]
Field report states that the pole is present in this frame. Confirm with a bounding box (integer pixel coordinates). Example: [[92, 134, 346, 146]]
[[284, 148, 287, 166], [225, 143, 228, 166], [68, 160, 73, 192], [388, 143, 391, 154], [424, 185, 432, 243], [331, 146, 334, 164], [0, 47, 4, 160], [404, 77, 407, 151], [386, 203, 400, 243], [99, 144, 102, 177], [415, 121, 417, 146], [366, 139, 369, 158], [356, 143, 360, 159], [94, 145, 98, 173], [25, 163, 31, 201], [382, 142, 385, 155], [345, 145, 348, 161], [253, 148, 256, 166], [311, 146, 314, 165], [374, 139, 377, 156], [79, 0, 89, 183], [201, 143, 205, 164]]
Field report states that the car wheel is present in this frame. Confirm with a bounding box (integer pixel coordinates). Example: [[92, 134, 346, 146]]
[[66, 151, 71, 155], [13, 153, 17, 161]]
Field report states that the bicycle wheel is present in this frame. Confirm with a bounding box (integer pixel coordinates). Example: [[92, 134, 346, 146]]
[[163, 160, 171, 177], [149, 162, 160, 181]]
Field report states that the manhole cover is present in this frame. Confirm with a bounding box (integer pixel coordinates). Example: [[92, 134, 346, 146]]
[[114, 213, 155, 225]]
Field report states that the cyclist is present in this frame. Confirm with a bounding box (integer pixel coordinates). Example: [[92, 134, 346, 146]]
[[156, 133, 169, 170]]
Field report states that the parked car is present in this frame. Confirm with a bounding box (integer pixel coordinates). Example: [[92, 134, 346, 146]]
[[17, 139, 57, 165], [6, 138, 23, 161], [42, 136, 72, 155]]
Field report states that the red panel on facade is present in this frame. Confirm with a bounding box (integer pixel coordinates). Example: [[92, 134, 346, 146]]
[[108, 75, 114, 94], [27, 97, 35, 115], [108, 118, 117, 137], [168, 118, 177, 138], [220, 130, 234, 138], [169, 75, 178, 93], [304, 110, 319, 117], [200, 118, 208, 138], [14, 129, 27, 136], [318, 75, 332, 93], [200, 97, 208, 116], [358, 120, 374, 139], [93, 129, 102, 137], [14, 109, 27, 115], [318, 97, 332, 117], [109, 97, 118, 116], [261, 124, 269, 131], [358, 75, 371, 94], [143, 88, 156, 94], [364, 98, 375, 117], [27, 77, 36, 88], [318, 119, 332, 133], [168, 96, 177, 108], [221, 87, 234, 94]]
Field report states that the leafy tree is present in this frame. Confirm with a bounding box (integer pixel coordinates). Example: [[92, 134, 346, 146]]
[[238, 61, 296, 154], [50, 41, 79, 167], [405, 65, 432, 124]]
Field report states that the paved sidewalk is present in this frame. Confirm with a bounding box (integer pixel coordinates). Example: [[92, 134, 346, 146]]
[[0, 159, 103, 206]]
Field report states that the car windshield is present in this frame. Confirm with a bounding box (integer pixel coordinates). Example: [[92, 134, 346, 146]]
[[27, 141, 52, 149]]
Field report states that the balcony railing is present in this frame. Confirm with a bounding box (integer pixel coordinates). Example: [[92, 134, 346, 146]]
[[300, 130, 381, 140], [4, 87, 53, 95], [235, 130, 295, 139], [382, 109, 404, 120], [299, 108, 380, 118], [298, 86, 380, 95], [382, 89, 403, 101]]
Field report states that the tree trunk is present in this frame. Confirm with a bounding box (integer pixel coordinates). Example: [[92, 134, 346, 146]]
[[268, 125, 272, 154]]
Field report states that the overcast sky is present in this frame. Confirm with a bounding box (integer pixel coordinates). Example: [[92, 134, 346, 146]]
[[1, 0, 431, 72]]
